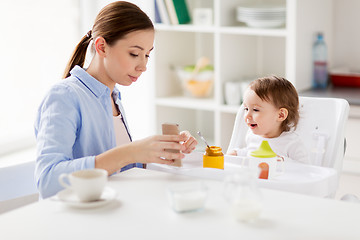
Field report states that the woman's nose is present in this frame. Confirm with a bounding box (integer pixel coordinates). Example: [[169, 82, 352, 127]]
[[136, 59, 147, 72]]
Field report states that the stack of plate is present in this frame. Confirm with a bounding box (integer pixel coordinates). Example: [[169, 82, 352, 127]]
[[236, 4, 286, 28]]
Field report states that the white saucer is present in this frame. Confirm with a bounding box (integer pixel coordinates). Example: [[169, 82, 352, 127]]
[[57, 187, 117, 209]]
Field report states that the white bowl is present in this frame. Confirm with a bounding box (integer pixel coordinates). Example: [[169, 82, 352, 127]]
[[236, 4, 286, 28], [244, 19, 285, 28], [176, 67, 214, 98], [167, 181, 208, 213]]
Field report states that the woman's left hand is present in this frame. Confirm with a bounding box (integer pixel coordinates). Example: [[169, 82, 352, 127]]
[[179, 131, 198, 153]]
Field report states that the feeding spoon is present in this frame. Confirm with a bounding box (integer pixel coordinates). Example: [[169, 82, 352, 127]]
[[197, 131, 210, 149]]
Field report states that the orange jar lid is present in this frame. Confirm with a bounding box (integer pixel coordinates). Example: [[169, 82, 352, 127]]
[[205, 146, 223, 156]]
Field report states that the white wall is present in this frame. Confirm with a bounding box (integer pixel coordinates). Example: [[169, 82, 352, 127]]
[[0, 0, 156, 158], [332, 0, 360, 70]]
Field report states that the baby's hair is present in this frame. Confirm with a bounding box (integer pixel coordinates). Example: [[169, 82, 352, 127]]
[[249, 75, 299, 132], [63, 1, 154, 78]]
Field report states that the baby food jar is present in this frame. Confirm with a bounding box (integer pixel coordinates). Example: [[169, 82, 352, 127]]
[[203, 146, 224, 169]]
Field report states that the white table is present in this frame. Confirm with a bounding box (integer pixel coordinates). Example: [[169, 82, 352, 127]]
[[0, 168, 359, 240], [148, 152, 338, 198]]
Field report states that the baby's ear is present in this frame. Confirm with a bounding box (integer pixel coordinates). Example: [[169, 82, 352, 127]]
[[278, 108, 288, 122]]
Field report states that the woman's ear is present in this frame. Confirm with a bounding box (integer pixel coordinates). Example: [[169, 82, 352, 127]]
[[278, 108, 288, 122], [94, 36, 107, 57]]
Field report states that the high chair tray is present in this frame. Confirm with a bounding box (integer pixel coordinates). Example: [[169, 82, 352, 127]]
[[147, 151, 338, 198]]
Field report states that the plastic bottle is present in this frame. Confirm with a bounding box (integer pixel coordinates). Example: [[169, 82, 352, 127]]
[[312, 32, 328, 89]]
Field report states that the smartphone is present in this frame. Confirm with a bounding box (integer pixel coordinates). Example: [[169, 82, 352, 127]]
[[162, 123, 182, 167]]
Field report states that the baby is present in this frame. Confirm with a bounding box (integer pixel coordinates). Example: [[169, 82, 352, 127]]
[[228, 75, 309, 164]]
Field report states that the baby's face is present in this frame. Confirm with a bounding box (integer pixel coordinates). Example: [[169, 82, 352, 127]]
[[242, 89, 283, 138]]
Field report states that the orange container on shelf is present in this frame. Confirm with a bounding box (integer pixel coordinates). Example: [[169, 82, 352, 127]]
[[203, 146, 224, 169]]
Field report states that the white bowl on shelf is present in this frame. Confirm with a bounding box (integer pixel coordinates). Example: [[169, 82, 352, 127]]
[[236, 4, 286, 28], [176, 66, 214, 98], [243, 19, 285, 28]]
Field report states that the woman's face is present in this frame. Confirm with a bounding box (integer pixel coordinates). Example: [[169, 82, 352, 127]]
[[242, 89, 283, 138], [103, 29, 154, 87]]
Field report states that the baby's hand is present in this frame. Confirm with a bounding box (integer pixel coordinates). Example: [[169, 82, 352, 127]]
[[227, 150, 237, 156]]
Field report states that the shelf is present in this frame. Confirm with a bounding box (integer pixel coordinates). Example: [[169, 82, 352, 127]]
[[155, 97, 216, 111], [219, 26, 287, 37], [155, 24, 287, 37]]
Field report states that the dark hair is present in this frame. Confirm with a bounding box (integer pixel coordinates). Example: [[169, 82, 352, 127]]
[[249, 75, 300, 132], [63, 1, 154, 78]]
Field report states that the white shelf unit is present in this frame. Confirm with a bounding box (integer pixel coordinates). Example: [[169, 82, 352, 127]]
[[151, 0, 333, 151]]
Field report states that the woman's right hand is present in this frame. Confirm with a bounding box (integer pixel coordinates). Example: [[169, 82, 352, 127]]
[[95, 134, 189, 174], [129, 134, 188, 165]]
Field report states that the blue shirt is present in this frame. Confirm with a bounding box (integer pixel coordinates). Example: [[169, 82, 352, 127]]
[[34, 66, 142, 198]]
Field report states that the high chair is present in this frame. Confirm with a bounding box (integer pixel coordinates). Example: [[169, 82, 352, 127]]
[[148, 97, 349, 198], [227, 96, 350, 174]]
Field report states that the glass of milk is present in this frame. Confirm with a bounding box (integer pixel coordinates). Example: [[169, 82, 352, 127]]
[[167, 181, 208, 213], [223, 168, 263, 222]]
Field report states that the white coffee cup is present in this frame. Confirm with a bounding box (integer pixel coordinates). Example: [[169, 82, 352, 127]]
[[59, 169, 108, 202], [224, 81, 242, 105]]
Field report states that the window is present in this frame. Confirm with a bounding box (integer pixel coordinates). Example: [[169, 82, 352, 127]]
[[0, 0, 80, 155], [0, 0, 155, 157]]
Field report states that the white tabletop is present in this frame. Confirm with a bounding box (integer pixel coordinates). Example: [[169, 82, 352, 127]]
[[0, 168, 359, 240]]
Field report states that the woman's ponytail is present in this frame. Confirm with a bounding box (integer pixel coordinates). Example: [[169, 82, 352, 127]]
[[62, 30, 92, 79]]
